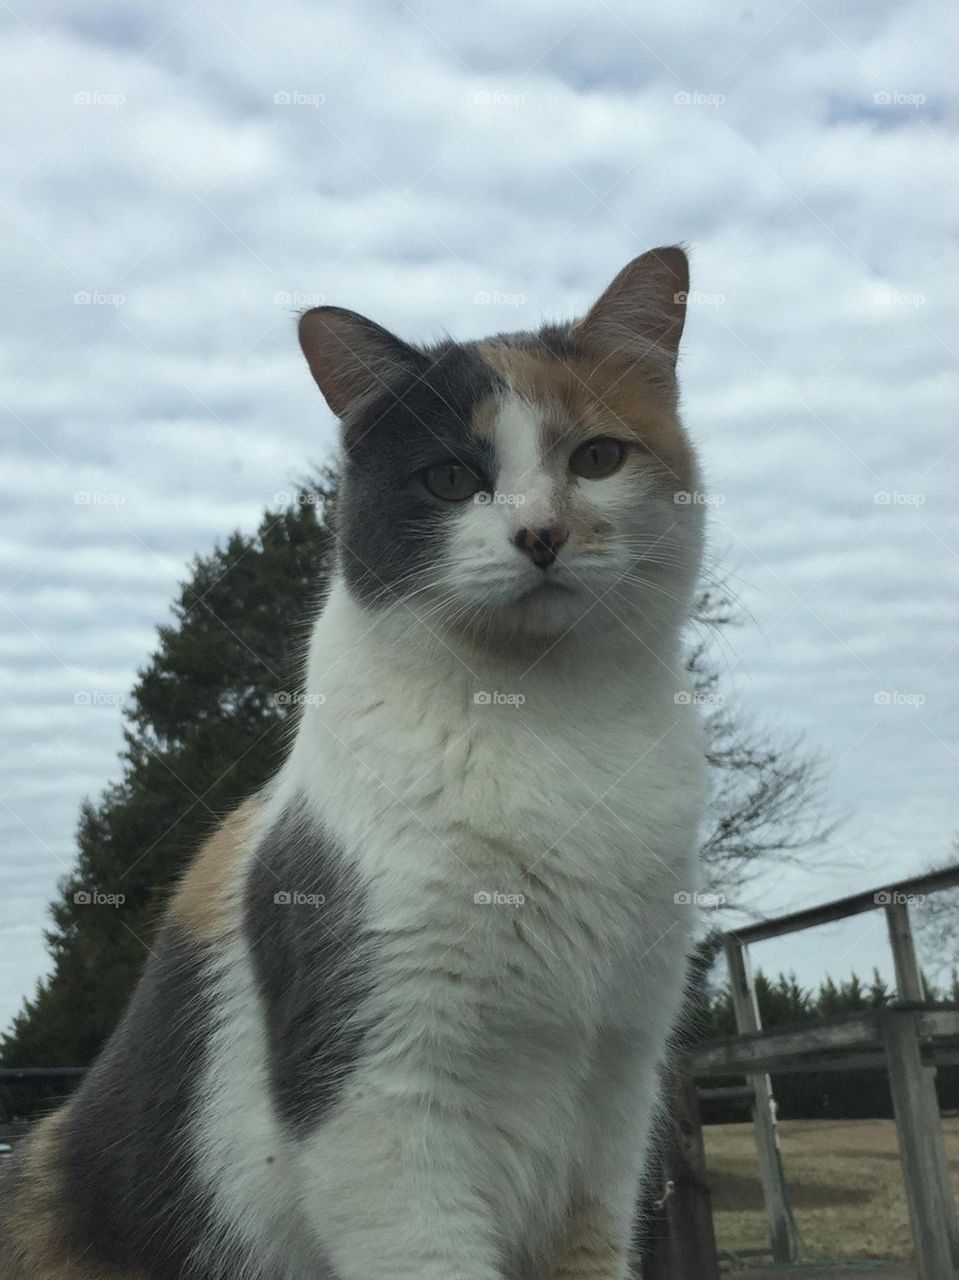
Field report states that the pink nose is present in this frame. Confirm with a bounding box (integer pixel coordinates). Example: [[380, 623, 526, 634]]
[[512, 524, 569, 569]]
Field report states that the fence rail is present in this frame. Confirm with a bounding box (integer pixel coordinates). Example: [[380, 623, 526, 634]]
[[729, 863, 959, 945], [0, 1067, 85, 1081]]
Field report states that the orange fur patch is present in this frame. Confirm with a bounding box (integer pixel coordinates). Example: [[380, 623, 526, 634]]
[[0, 1113, 146, 1279], [468, 390, 501, 442], [545, 1196, 622, 1280], [167, 797, 261, 943], [478, 343, 695, 497]]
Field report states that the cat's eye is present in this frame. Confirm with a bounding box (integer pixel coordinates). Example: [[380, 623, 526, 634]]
[[569, 436, 626, 480], [422, 461, 483, 502]]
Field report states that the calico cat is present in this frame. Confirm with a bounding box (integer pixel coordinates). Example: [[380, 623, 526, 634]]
[[1, 246, 709, 1280]]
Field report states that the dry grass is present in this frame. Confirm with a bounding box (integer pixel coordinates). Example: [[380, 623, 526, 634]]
[[702, 1115, 959, 1262]]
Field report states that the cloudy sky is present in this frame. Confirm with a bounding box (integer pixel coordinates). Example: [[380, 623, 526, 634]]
[[2, 0, 958, 1034]]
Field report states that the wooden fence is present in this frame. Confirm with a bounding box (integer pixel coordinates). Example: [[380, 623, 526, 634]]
[[685, 863, 959, 1280]]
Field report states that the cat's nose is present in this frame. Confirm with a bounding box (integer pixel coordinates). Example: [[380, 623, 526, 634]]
[[512, 524, 569, 569]]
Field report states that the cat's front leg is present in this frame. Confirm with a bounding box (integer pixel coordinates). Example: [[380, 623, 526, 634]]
[[544, 1030, 665, 1280], [309, 1193, 505, 1280], [297, 1094, 506, 1280], [543, 1196, 629, 1280]]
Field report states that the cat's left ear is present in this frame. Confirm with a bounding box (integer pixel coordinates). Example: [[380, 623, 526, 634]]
[[574, 246, 689, 369], [298, 306, 424, 420]]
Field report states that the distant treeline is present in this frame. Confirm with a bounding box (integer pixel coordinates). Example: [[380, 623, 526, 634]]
[[692, 966, 959, 1122]]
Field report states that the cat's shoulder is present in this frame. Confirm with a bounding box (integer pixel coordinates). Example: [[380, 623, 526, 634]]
[[167, 796, 262, 942]]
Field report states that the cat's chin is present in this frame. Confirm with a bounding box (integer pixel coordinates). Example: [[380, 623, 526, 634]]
[[517, 578, 576, 600], [437, 580, 597, 648]]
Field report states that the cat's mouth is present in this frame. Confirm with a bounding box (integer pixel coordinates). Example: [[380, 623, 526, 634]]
[[519, 577, 574, 599]]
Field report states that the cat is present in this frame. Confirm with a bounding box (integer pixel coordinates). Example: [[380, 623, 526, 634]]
[[0, 245, 709, 1280]]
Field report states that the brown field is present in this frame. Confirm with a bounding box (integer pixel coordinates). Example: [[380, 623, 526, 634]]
[[703, 1115, 959, 1262]]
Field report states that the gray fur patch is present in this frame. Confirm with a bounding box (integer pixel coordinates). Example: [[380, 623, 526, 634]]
[[336, 340, 502, 607], [54, 922, 274, 1278], [244, 806, 375, 1137]]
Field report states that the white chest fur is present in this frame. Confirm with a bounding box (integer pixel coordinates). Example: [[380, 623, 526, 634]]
[[278, 587, 706, 976], [259, 585, 708, 1269], [272, 583, 706, 1022]]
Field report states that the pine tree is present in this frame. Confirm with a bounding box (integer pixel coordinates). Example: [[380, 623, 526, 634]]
[[867, 967, 892, 1007], [1, 485, 334, 1110]]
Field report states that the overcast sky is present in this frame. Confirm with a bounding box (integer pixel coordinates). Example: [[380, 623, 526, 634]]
[[2, 0, 958, 1035]]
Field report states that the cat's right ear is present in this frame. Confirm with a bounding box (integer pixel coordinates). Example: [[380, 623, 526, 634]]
[[298, 307, 423, 420]]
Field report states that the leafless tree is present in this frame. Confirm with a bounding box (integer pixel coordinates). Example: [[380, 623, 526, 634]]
[[691, 589, 838, 916], [913, 842, 959, 982]]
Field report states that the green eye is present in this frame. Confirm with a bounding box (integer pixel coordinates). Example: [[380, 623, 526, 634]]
[[569, 437, 626, 480], [422, 461, 483, 502]]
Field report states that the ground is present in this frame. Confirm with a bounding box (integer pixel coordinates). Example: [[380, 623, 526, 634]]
[[702, 1115, 959, 1263]]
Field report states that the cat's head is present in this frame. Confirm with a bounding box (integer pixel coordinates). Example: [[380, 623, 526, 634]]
[[299, 248, 703, 649]]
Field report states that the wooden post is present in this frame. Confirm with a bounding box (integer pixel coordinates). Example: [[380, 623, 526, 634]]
[[640, 1062, 721, 1280], [885, 900, 959, 1269], [886, 900, 925, 1002], [882, 1008, 955, 1280], [723, 936, 792, 1264]]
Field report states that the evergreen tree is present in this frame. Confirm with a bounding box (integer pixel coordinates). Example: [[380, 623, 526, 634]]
[[1, 485, 334, 1113], [867, 967, 893, 1007]]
